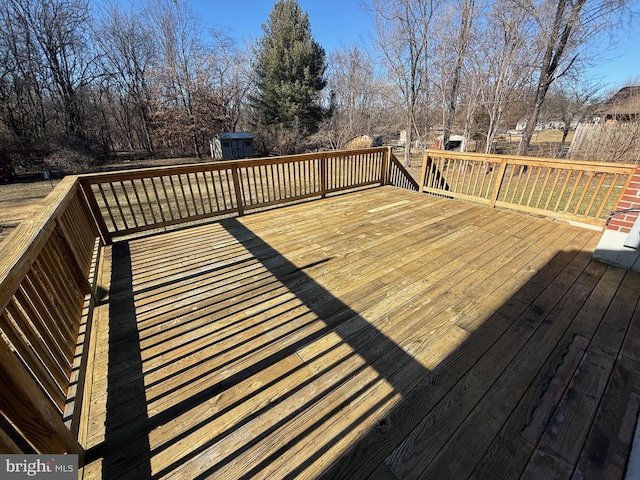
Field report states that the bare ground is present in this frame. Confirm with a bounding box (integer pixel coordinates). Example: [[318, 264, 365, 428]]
[[0, 156, 209, 244]]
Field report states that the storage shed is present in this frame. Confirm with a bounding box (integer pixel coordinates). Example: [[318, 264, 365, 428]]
[[210, 132, 254, 160], [434, 134, 467, 151]]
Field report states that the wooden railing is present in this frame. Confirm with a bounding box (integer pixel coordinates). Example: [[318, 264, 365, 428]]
[[3, 146, 635, 458], [420, 150, 636, 226], [0, 176, 100, 458], [80, 147, 418, 243], [0, 148, 415, 456]]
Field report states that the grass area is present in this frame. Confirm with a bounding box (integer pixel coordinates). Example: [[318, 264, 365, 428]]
[[503, 129, 574, 144], [0, 156, 206, 244], [0, 178, 61, 243]]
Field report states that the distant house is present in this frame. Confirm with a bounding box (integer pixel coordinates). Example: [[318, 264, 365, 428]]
[[544, 120, 565, 130], [514, 119, 564, 132], [210, 132, 254, 160], [594, 85, 640, 122]]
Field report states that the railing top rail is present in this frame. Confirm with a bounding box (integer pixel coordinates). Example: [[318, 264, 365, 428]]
[[424, 149, 637, 171], [80, 147, 389, 183], [0, 175, 80, 311], [421, 149, 636, 226]]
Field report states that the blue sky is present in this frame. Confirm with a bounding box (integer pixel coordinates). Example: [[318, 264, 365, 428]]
[[190, 0, 640, 90], [191, 0, 374, 50]]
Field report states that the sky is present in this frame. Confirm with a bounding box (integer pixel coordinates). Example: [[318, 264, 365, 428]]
[[189, 0, 640, 90], [191, 0, 374, 51]]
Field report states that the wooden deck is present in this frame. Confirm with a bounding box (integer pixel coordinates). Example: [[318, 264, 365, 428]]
[[80, 186, 640, 479]]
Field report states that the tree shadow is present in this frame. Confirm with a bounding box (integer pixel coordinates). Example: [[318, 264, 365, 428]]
[[87, 215, 435, 478], [84, 209, 638, 479], [85, 242, 152, 478]]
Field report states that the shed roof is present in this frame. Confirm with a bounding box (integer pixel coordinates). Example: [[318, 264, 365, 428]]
[[436, 134, 466, 141], [216, 132, 253, 140]]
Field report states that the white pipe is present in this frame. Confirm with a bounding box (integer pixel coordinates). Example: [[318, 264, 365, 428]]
[[623, 214, 640, 249]]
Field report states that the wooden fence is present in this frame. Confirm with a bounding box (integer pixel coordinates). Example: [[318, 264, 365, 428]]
[[0, 148, 416, 457], [0, 176, 100, 459], [80, 147, 418, 243], [420, 150, 636, 226], [568, 122, 640, 163]]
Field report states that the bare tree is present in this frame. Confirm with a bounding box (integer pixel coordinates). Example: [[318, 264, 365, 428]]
[[2, 0, 96, 148], [208, 31, 254, 132], [28, 0, 92, 142], [456, 47, 489, 152], [515, 0, 631, 155], [475, 0, 536, 153], [433, 0, 477, 149], [323, 46, 393, 149], [147, 0, 228, 157], [0, 0, 47, 146], [95, 1, 157, 153], [369, 0, 437, 166]]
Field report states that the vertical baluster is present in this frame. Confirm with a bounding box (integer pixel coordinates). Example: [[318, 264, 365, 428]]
[[584, 172, 607, 219], [553, 169, 573, 212], [535, 168, 553, 209], [564, 170, 584, 213]]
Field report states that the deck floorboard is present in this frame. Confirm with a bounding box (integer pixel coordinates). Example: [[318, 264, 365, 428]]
[[80, 186, 640, 479]]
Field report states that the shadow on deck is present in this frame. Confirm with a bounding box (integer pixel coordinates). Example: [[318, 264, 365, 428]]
[[81, 187, 640, 479]]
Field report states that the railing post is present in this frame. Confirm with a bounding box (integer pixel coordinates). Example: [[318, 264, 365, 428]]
[[231, 166, 245, 216], [381, 147, 391, 186], [320, 156, 327, 198], [419, 151, 429, 192], [80, 181, 113, 246], [592, 162, 640, 269], [489, 159, 509, 208]]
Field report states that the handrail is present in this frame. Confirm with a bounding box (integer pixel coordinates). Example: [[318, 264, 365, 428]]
[[419, 149, 636, 226], [388, 152, 420, 191], [0, 176, 100, 458], [3, 145, 634, 458], [0, 145, 634, 458], [0, 147, 416, 455], [80, 147, 417, 243]]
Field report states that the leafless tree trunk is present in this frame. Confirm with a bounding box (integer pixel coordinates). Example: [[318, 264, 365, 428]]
[[96, 2, 157, 153], [147, 0, 221, 158], [517, 0, 586, 155], [4, 0, 95, 147], [0, 1, 47, 146], [516, 0, 629, 155], [323, 46, 393, 149], [477, 0, 535, 153], [435, 0, 476, 149], [369, 0, 436, 166], [459, 58, 484, 152], [209, 31, 253, 133]]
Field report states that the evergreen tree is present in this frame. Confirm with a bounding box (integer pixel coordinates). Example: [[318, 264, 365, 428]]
[[251, 0, 327, 153]]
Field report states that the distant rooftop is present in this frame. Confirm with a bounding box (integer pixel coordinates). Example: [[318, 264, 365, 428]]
[[595, 85, 640, 117]]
